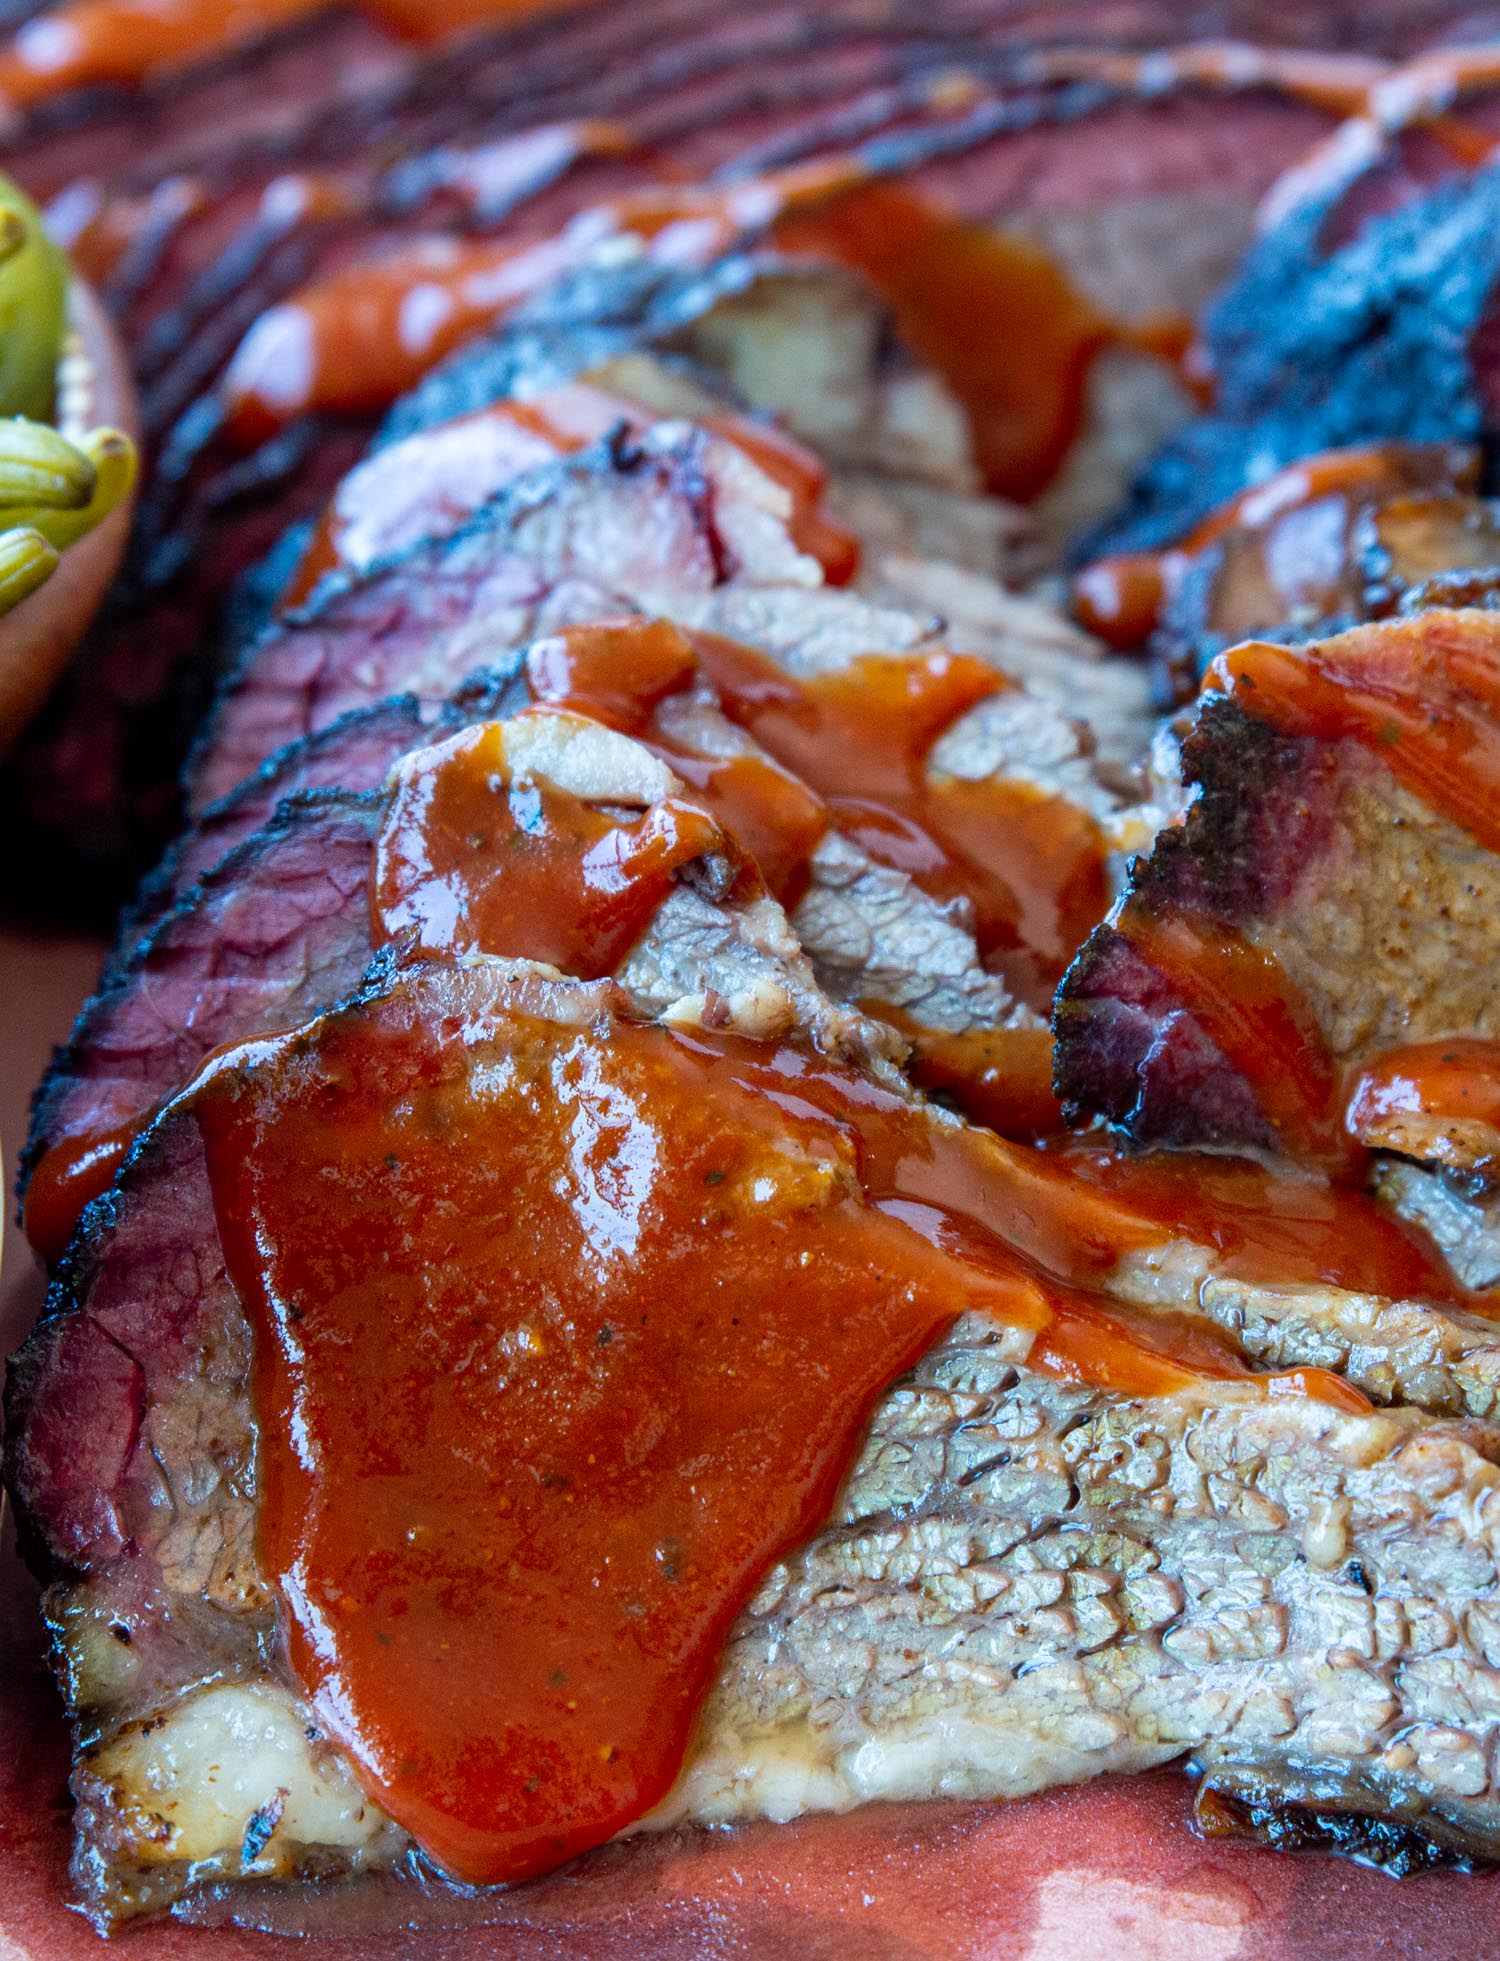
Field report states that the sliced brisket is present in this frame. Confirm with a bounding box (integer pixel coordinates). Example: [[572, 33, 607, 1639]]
[[1089, 159, 1500, 563], [184, 426, 816, 813], [15, 952, 1500, 1927], [1, 1, 1416, 903], [21, 791, 386, 1266], [29, 689, 950, 1261]]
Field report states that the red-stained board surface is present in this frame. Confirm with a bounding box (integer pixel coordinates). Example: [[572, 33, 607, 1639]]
[[2, 928, 1499, 1958]]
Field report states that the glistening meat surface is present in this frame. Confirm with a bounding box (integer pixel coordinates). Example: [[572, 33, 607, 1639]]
[[18, 4, 1500, 1935]]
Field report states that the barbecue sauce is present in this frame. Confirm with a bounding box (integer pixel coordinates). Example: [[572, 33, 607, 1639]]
[[0, 17, 1459, 136], [199, 969, 1388, 1886], [381, 617, 1103, 1014], [372, 718, 730, 974], [1098, 607, 1500, 1173], [518, 619, 1105, 1015], [870, 1011, 1064, 1140], [22, 1117, 140, 1268], [219, 160, 865, 444], [687, 631, 1108, 999], [38, 593, 1500, 1267], [772, 183, 1196, 502], [25, 614, 1104, 1265], [1119, 908, 1354, 1172], [0, 0, 582, 110], [222, 234, 581, 443], [518, 619, 830, 912], [0, 0, 325, 109], [223, 166, 1178, 502], [205, 39, 1500, 501], [1346, 1038, 1500, 1167]]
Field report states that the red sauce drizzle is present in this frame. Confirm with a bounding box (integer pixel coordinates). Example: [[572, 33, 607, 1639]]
[[1025, 42, 1388, 119], [0, 0, 326, 107], [519, 619, 829, 913], [518, 619, 1108, 1006], [17, 613, 1112, 1268], [521, 616, 701, 734], [773, 183, 1121, 500], [0, 18, 1434, 132], [863, 1009, 1064, 1141], [0, 0, 585, 109], [206, 41, 1500, 503], [708, 416, 860, 586], [22, 1118, 141, 1269], [220, 159, 865, 446], [1120, 908, 1353, 1172], [372, 717, 730, 974], [49, 598, 1500, 1263], [222, 234, 580, 444], [223, 165, 1181, 503], [197, 974, 1379, 1883], [1206, 609, 1500, 855], [687, 630, 1109, 1001], [1033, 1135, 1456, 1301]]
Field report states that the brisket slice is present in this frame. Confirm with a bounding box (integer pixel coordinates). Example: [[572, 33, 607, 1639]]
[[14, 955, 1500, 1928], [186, 417, 1114, 836], [28, 641, 1052, 1252], [183, 425, 836, 812], [28, 696, 946, 1258], [20, 791, 388, 1261], [1088, 160, 1500, 561], [120, 693, 436, 949], [1143, 445, 1500, 681], [1053, 608, 1500, 1292], [1055, 612, 1500, 1161]]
